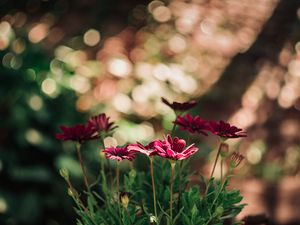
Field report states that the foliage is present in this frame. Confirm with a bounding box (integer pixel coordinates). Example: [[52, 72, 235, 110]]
[[61, 153, 245, 225]]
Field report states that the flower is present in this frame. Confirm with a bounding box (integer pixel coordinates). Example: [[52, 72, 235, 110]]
[[208, 120, 247, 139], [88, 113, 117, 134], [230, 152, 245, 168], [174, 114, 209, 135], [56, 124, 96, 143], [161, 97, 197, 111], [127, 142, 157, 157], [153, 135, 198, 160], [103, 146, 136, 161]]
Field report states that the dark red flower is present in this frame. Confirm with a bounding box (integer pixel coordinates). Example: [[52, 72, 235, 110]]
[[174, 114, 209, 135], [56, 124, 96, 144], [161, 97, 197, 111], [153, 135, 198, 160], [208, 120, 247, 139], [88, 113, 117, 134], [103, 146, 136, 161], [128, 141, 157, 157]]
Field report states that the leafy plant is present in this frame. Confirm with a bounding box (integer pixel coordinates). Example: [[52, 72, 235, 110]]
[[57, 99, 246, 225]]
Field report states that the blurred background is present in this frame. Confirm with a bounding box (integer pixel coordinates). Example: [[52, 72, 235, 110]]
[[0, 0, 300, 224]]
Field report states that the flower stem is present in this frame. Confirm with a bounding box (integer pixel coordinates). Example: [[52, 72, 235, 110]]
[[76, 143, 89, 190], [170, 162, 176, 224], [170, 112, 182, 134], [150, 157, 158, 222], [177, 160, 183, 211], [116, 161, 121, 218], [209, 142, 223, 180], [107, 158, 113, 185], [220, 159, 223, 183], [116, 161, 120, 196], [101, 137, 113, 186], [171, 123, 176, 135], [125, 208, 133, 225]]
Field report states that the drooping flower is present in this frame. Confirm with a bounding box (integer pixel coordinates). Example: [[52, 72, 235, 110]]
[[161, 97, 197, 111], [208, 120, 247, 139], [56, 124, 96, 144], [230, 152, 245, 168], [88, 113, 117, 134], [128, 141, 157, 157], [103, 146, 136, 161], [153, 135, 198, 161], [174, 114, 209, 135]]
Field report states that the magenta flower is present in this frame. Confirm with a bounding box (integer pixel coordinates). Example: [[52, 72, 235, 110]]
[[174, 114, 209, 135], [103, 146, 136, 161], [161, 97, 197, 111], [128, 142, 157, 157], [56, 124, 96, 144], [153, 135, 198, 161], [208, 121, 247, 139], [88, 113, 117, 133]]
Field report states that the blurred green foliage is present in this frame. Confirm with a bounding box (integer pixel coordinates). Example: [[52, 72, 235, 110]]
[[0, 26, 86, 225]]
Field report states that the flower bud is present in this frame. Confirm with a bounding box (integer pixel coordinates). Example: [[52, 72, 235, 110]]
[[129, 169, 136, 179], [220, 143, 229, 158], [119, 192, 129, 209], [150, 214, 157, 223], [67, 188, 74, 197], [59, 168, 69, 180]]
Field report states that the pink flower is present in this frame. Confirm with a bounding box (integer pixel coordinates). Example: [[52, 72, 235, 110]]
[[103, 146, 136, 161], [153, 135, 198, 160], [161, 97, 197, 111], [174, 114, 209, 135], [88, 113, 117, 134], [128, 142, 157, 157], [56, 124, 96, 144], [208, 121, 247, 139]]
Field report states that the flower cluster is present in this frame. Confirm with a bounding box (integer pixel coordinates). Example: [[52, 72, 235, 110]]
[[161, 98, 247, 139], [56, 113, 116, 144], [174, 113, 247, 139], [102, 135, 198, 162], [56, 98, 247, 225]]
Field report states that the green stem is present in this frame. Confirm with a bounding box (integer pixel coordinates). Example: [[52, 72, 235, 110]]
[[205, 179, 227, 225], [209, 142, 223, 180], [116, 161, 120, 197], [76, 143, 89, 190], [65, 178, 98, 225], [171, 112, 182, 134], [150, 158, 158, 222], [220, 159, 223, 183], [177, 160, 183, 211], [116, 161, 121, 218], [125, 208, 133, 225], [100, 136, 113, 186], [107, 158, 113, 185], [171, 122, 176, 135], [170, 162, 176, 224]]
